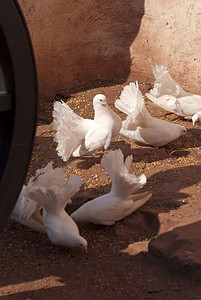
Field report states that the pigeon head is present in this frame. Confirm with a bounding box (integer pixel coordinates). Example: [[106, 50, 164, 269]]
[[75, 236, 88, 252], [192, 111, 201, 126], [180, 126, 187, 136], [93, 94, 107, 107]]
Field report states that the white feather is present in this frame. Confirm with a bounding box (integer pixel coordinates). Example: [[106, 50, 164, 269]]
[[192, 111, 201, 126], [115, 82, 187, 147], [11, 163, 87, 250], [53, 94, 122, 161], [146, 64, 201, 120], [24, 170, 87, 250], [11, 186, 45, 232], [149, 64, 191, 98], [71, 149, 151, 225]]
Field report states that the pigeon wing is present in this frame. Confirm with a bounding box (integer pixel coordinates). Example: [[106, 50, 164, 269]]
[[11, 186, 45, 232], [174, 95, 201, 117]]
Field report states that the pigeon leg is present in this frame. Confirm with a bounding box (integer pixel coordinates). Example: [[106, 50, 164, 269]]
[[92, 152, 103, 165]]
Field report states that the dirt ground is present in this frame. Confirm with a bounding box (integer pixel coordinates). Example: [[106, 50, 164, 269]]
[[1, 81, 201, 299]]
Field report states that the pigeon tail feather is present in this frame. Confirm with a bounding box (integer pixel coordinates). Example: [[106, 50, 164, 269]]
[[101, 149, 146, 198], [25, 174, 84, 212], [60, 174, 85, 205], [29, 162, 66, 190], [115, 82, 153, 129], [150, 64, 191, 98], [115, 81, 143, 115], [52, 101, 86, 161], [28, 162, 75, 204]]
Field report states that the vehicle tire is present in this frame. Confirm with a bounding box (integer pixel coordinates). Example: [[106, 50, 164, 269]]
[[0, 0, 38, 232]]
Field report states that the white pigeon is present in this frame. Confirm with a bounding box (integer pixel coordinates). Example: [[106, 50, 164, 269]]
[[10, 162, 69, 232], [24, 166, 87, 250], [71, 149, 152, 225], [114, 82, 186, 147], [53, 94, 122, 161], [145, 64, 201, 120]]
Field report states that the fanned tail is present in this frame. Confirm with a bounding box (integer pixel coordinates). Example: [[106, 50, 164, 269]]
[[52, 101, 85, 161], [101, 149, 146, 198], [60, 174, 85, 204], [28, 162, 74, 205], [115, 81, 143, 115], [29, 162, 66, 190], [115, 82, 152, 129], [25, 174, 85, 212], [149, 64, 190, 98]]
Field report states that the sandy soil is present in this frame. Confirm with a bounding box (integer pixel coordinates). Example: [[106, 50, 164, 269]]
[[0, 81, 201, 299]]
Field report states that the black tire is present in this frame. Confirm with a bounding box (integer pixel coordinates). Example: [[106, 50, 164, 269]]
[[0, 0, 38, 232]]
